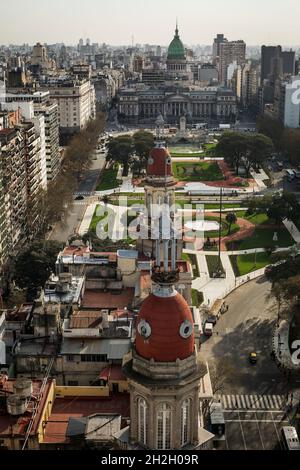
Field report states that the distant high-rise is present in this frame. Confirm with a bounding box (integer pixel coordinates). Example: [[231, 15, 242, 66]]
[[213, 33, 227, 61], [219, 40, 246, 84], [261, 46, 295, 84]]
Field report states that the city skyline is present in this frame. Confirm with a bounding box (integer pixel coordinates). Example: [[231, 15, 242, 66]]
[[1, 0, 300, 46]]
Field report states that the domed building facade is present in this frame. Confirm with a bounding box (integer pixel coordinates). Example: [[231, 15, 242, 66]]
[[166, 23, 189, 79]]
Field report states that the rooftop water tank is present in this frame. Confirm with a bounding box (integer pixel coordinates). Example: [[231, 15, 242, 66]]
[[7, 394, 27, 416], [13, 379, 33, 398]]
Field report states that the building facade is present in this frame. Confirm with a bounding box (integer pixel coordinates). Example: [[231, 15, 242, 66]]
[[43, 80, 96, 139], [219, 40, 246, 85], [2, 92, 60, 183], [118, 87, 237, 124]]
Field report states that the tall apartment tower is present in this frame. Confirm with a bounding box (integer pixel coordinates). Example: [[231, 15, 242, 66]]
[[219, 40, 246, 84], [260, 46, 295, 84], [212, 34, 227, 62], [0, 128, 28, 252]]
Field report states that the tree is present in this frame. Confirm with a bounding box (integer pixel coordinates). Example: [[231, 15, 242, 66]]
[[225, 212, 237, 235], [14, 240, 62, 296], [281, 129, 300, 166], [216, 132, 249, 175], [246, 133, 274, 173], [257, 115, 284, 151], [107, 135, 133, 176], [132, 130, 154, 176], [267, 191, 300, 226], [82, 229, 133, 252], [265, 254, 300, 285]]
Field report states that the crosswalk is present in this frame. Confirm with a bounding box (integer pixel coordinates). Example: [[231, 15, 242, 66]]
[[216, 394, 286, 411]]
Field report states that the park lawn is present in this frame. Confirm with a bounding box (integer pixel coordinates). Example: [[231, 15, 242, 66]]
[[230, 252, 270, 277], [96, 166, 120, 191], [234, 227, 294, 250], [204, 203, 243, 210], [172, 161, 224, 182], [191, 289, 204, 307], [182, 253, 200, 278], [206, 255, 225, 278], [238, 210, 273, 226], [89, 206, 109, 231]]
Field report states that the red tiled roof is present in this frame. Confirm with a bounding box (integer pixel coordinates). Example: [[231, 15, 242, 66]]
[[82, 289, 134, 310], [69, 312, 103, 329]]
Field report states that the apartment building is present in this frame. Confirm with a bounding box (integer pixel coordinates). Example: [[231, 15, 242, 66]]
[[42, 80, 96, 140], [1, 91, 60, 183], [235, 62, 260, 108], [0, 128, 27, 253], [219, 40, 246, 84]]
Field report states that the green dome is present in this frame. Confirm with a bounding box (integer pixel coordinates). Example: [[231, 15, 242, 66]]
[[167, 26, 186, 60]]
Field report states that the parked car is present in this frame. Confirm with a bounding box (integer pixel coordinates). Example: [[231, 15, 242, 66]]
[[75, 195, 85, 201], [204, 322, 214, 337], [206, 315, 218, 326]]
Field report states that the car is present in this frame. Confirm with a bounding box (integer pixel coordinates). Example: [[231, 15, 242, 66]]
[[206, 315, 218, 326], [249, 352, 258, 364], [75, 195, 85, 201]]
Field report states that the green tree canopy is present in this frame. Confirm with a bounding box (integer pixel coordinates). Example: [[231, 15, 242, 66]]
[[107, 135, 134, 176], [216, 132, 249, 175], [14, 240, 62, 292], [225, 212, 237, 235]]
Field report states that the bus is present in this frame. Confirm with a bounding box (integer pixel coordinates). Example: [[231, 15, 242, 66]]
[[281, 426, 300, 450]]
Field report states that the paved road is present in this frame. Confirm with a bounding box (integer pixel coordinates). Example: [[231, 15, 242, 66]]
[[48, 152, 106, 243], [201, 277, 300, 395]]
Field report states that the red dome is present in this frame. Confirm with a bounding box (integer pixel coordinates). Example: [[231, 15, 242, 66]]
[[147, 147, 173, 177], [135, 292, 194, 362]]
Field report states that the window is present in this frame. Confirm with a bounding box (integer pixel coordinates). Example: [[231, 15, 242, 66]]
[[181, 399, 191, 446], [67, 355, 74, 362], [157, 403, 171, 450], [68, 380, 78, 386], [138, 397, 148, 446], [81, 354, 107, 363]]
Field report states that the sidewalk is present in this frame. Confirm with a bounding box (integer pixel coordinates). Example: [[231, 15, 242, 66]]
[[283, 219, 300, 243], [184, 248, 266, 306]]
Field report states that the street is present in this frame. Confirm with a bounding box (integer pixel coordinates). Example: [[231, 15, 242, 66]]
[[48, 151, 107, 243], [201, 277, 300, 395]]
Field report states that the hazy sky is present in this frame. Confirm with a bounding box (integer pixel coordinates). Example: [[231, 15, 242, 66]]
[[1, 0, 300, 46]]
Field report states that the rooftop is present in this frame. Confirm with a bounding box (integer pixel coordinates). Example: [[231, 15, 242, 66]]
[[60, 338, 131, 359], [82, 288, 134, 310], [43, 393, 130, 444], [0, 378, 54, 437]]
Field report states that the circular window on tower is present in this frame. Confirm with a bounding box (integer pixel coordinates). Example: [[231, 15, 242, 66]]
[[179, 320, 193, 339], [138, 319, 152, 339], [148, 157, 154, 166], [166, 157, 172, 165]]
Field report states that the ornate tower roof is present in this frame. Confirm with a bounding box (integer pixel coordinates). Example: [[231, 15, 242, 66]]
[[147, 144, 173, 179], [135, 288, 195, 363], [167, 22, 186, 61]]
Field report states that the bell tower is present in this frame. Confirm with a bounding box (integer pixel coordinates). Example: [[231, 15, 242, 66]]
[[124, 143, 213, 447], [137, 116, 183, 263]]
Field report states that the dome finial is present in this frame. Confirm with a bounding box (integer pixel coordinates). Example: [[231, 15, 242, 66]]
[[175, 18, 179, 36]]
